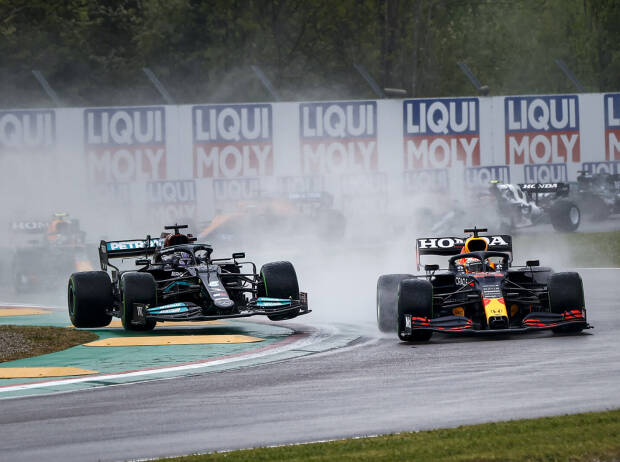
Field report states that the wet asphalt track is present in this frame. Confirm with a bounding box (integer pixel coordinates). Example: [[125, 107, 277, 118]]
[[0, 269, 619, 462]]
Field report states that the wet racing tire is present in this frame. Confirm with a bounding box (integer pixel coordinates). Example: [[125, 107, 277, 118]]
[[397, 278, 433, 342], [548, 272, 585, 334], [68, 271, 113, 328], [376, 274, 415, 333], [258, 261, 300, 321], [549, 200, 580, 232], [121, 272, 157, 331]]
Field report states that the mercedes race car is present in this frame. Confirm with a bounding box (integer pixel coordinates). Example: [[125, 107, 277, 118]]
[[377, 227, 590, 341], [68, 225, 309, 331]]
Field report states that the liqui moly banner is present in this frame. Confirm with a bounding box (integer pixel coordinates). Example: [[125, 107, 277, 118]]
[[193, 104, 273, 178], [84, 106, 166, 182], [276, 176, 324, 194], [146, 179, 196, 223], [464, 165, 510, 189], [212, 178, 261, 203], [403, 98, 480, 169], [604, 93, 620, 161], [0, 110, 55, 153], [300, 101, 377, 174], [581, 161, 620, 175], [505, 95, 579, 166]]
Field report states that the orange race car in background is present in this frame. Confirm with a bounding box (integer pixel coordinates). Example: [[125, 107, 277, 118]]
[[199, 192, 346, 250]]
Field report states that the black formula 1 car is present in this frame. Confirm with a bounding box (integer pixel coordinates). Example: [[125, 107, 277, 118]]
[[68, 225, 309, 331], [572, 170, 620, 220], [377, 227, 590, 341]]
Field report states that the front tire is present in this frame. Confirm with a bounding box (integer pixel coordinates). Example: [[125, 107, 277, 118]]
[[121, 272, 157, 331], [258, 261, 300, 321], [68, 271, 113, 328], [397, 278, 433, 342], [549, 272, 585, 334], [376, 274, 414, 333]]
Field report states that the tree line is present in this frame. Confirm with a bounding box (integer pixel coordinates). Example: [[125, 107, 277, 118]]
[[0, 0, 618, 108]]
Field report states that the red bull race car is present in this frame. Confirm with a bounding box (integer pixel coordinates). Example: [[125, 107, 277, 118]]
[[377, 227, 591, 341]]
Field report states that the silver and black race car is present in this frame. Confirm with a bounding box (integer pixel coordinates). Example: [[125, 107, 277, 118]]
[[377, 227, 591, 341], [68, 225, 309, 331]]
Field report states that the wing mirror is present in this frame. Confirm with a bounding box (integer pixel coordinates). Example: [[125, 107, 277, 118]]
[[232, 252, 245, 260], [135, 259, 150, 266], [424, 264, 439, 272], [526, 260, 539, 267]]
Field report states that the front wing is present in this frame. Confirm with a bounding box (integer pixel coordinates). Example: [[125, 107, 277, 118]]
[[134, 293, 310, 323], [403, 311, 591, 336]]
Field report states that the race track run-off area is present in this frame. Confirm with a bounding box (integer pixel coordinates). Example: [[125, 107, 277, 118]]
[[0, 269, 618, 462]]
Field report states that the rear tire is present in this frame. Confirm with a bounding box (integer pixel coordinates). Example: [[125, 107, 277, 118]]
[[121, 272, 157, 331], [258, 261, 300, 321], [549, 272, 585, 334], [376, 274, 414, 333], [549, 200, 580, 232], [397, 279, 433, 342], [68, 271, 113, 328]]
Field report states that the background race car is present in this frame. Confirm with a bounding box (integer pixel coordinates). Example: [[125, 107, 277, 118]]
[[68, 224, 310, 331], [4, 214, 94, 293], [377, 227, 590, 342], [199, 192, 346, 251]]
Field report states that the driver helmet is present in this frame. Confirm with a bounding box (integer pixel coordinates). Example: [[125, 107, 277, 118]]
[[164, 233, 190, 247]]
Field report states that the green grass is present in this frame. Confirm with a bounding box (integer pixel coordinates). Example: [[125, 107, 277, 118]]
[[563, 231, 620, 267], [0, 325, 97, 362], [514, 230, 620, 267], [163, 409, 620, 461]]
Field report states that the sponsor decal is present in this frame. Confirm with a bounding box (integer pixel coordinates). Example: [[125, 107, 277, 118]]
[[604, 94, 620, 161], [403, 98, 480, 169], [276, 176, 324, 195], [300, 101, 377, 174], [10, 221, 49, 233], [208, 281, 220, 287], [403, 168, 449, 192], [106, 238, 164, 251], [84, 106, 166, 182], [581, 161, 620, 175], [417, 235, 509, 249], [193, 104, 273, 178], [146, 179, 196, 224], [0, 110, 55, 153], [523, 163, 567, 183], [465, 165, 510, 188], [213, 177, 261, 203], [340, 172, 387, 197], [505, 95, 579, 164]]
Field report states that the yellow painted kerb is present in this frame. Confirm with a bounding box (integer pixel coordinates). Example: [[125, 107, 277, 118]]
[[85, 334, 264, 347], [0, 308, 49, 317], [0, 367, 98, 378]]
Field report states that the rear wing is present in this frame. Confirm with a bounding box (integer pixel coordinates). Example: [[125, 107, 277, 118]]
[[416, 235, 512, 270], [519, 183, 569, 198], [9, 221, 49, 234], [99, 237, 164, 270]]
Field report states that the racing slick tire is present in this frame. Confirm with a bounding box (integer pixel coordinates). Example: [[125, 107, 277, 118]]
[[549, 200, 580, 232], [397, 278, 433, 342], [121, 272, 157, 331], [68, 271, 113, 328], [258, 261, 300, 321], [548, 272, 585, 334], [376, 274, 415, 333]]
